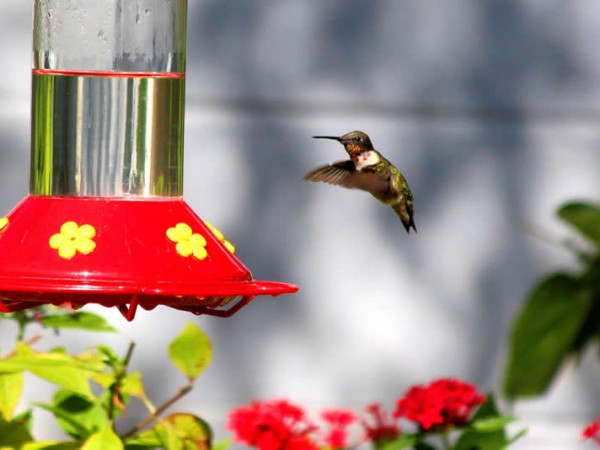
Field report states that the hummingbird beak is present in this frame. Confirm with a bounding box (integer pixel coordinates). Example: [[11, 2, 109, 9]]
[[312, 135, 341, 142]]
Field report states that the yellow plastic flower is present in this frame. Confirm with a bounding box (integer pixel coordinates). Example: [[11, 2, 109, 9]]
[[49, 221, 96, 259], [166, 222, 208, 260], [204, 221, 236, 254], [0, 217, 8, 233]]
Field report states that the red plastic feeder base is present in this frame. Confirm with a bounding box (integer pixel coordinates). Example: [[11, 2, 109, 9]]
[[0, 196, 298, 320]]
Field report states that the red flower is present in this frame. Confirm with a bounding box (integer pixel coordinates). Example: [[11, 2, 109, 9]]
[[394, 378, 485, 431], [320, 408, 358, 448], [227, 399, 318, 450], [583, 416, 600, 445], [362, 402, 401, 443]]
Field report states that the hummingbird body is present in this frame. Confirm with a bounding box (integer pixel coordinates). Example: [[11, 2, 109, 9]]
[[304, 130, 417, 233]]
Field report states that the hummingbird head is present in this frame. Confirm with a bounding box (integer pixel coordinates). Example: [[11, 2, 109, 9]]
[[313, 130, 374, 158]]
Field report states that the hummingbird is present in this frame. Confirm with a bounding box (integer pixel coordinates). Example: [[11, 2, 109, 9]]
[[304, 130, 417, 233]]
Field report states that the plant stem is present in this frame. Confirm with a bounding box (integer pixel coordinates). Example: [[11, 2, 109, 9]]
[[4, 334, 42, 357], [16, 313, 27, 342], [123, 384, 193, 438], [108, 341, 136, 422], [123, 341, 136, 367]]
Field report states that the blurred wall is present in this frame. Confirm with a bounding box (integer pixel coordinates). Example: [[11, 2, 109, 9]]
[[1, 1, 600, 448]]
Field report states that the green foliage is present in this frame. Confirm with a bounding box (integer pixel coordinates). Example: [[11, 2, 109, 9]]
[[557, 202, 600, 249], [379, 436, 419, 450], [81, 428, 123, 450], [34, 389, 108, 440], [168, 322, 213, 382], [454, 395, 524, 450], [126, 413, 212, 450], [503, 273, 594, 398], [0, 371, 24, 419], [503, 201, 600, 399], [0, 412, 34, 448], [0, 309, 213, 450], [41, 311, 116, 333], [372, 395, 518, 450]]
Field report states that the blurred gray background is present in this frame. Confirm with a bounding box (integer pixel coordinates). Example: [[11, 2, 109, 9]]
[[1, 1, 600, 448]]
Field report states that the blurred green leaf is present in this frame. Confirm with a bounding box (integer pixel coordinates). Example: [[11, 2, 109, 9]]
[[22, 442, 82, 450], [164, 413, 212, 449], [81, 428, 123, 450], [378, 435, 418, 450], [13, 344, 101, 400], [120, 371, 146, 399], [414, 443, 436, 450], [41, 312, 116, 333], [507, 428, 528, 446], [470, 416, 516, 432], [0, 371, 23, 419], [168, 322, 212, 381], [212, 438, 232, 450], [558, 201, 600, 249], [34, 389, 108, 440], [0, 416, 34, 448], [127, 413, 211, 450], [503, 273, 593, 399], [95, 345, 120, 368], [0, 345, 104, 374], [454, 394, 509, 450], [120, 371, 154, 412], [571, 291, 600, 356], [126, 423, 178, 449]]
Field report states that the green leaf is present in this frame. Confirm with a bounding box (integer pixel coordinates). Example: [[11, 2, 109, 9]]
[[41, 312, 116, 333], [414, 443, 437, 450], [212, 438, 232, 450], [570, 262, 600, 355], [120, 371, 154, 412], [0, 416, 34, 448], [503, 273, 594, 399], [558, 201, 600, 249], [470, 415, 516, 432], [507, 428, 528, 446], [22, 441, 82, 450], [126, 413, 212, 450], [168, 323, 212, 381], [34, 389, 108, 440], [81, 428, 123, 450], [13, 345, 101, 400], [126, 424, 178, 449], [95, 345, 121, 368], [454, 394, 510, 450], [377, 435, 418, 450], [165, 413, 212, 449], [0, 371, 23, 419]]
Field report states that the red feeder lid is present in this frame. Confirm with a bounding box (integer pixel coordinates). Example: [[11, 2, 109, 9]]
[[0, 196, 298, 320]]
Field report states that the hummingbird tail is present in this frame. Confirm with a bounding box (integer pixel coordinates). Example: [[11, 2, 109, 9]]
[[392, 203, 417, 234], [403, 216, 417, 234]]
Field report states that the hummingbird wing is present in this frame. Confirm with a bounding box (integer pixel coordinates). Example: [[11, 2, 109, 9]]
[[303, 161, 388, 193]]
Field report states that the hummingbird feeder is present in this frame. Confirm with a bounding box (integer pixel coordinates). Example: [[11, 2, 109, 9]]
[[0, 0, 297, 320]]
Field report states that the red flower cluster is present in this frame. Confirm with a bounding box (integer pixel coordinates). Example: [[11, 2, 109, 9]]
[[394, 378, 485, 431], [227, 378, 487, 449], [227, 399, 318, 450], [362, 402, 401, 443], [583, 416, 600, 445], [320, 408, 358, 448]]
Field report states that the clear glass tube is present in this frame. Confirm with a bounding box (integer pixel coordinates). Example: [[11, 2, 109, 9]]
[[30, 0, 187, 197], [33, 0, 187, 73]]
